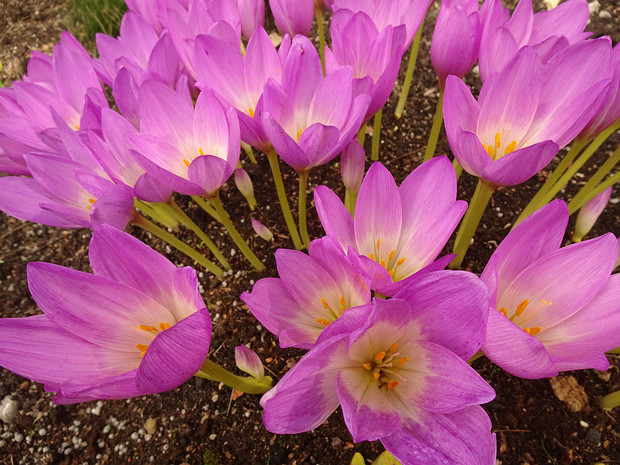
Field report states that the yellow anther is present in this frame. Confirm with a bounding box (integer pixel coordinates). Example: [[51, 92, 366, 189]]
[[499, 307, 507, 317], [321, 298, 329, 309], [296, 128, 303, 141], [396, 257, 406, 267], [158, 322, 171, 331], [504, 140, 517, 155], [137, 325, 159, 334], [388, 269, 395, 278], [495, 132, 501, 148], [486, 145, 495, 158], [362, 363, 372, 371], [397, 357, 409, 365], [524, 326, 541, 336], [183, 158, 191, 167], [136, 344, 149, 357], [388, 249, 395, 263], [368, 253, 375, 261], [86, 206, 92, 211], [373, 371, 381, 380], [73, 124, 80, 131], [389, 342, 398, 352], [380, 259, 386, 268], [339, 296, 347, 310], [198, 147, 204, 156], [514, 299, 529, 317], [88, 198, 96, 204], [374, 351, 386, 362], [376, 238, 381, 250], [316, 318, 331, 327], [248, 107, 255, 118], [387, 380, 399, 390]]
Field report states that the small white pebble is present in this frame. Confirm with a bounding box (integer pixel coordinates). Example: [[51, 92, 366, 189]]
[[230, 249, 236, 257], [209, 434, 217, 440], [38, 428, 46, 436], [579, 420, 589, 427]]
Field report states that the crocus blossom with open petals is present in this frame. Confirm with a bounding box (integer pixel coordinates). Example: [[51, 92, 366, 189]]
[[129, 80, 240, 196], [241, 236, 371, 349], [314, 158, 466, 295], [443, 39, 613, 186], [262, 35, 370, 172], [261, 294, 496, 465], [481, 200, 620, 379], [0, 225, 211, 404]]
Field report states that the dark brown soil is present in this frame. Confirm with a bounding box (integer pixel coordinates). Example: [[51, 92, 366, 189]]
[[1, 1, 619, 465]]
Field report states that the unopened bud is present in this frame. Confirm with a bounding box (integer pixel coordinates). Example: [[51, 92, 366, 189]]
[[573, 186, 612, 242], [235, 345, 266, 380], [251, 218, 273, 241], [341, 140, 365, 193], [234, 168, 257, 210]]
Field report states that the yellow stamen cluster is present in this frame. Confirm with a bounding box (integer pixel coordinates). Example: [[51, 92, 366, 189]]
[[182, 147, 205, 168], [362, 342, 408, 390], [316, 295, 349, 327], [86, 198, 96, 211], [135, 322, 172, 356], [367, 237, 406, 279], [498, 298, 545, 337], [482, 132, 518, 160]]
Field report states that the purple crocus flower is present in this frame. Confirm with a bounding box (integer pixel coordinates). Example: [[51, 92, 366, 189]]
[[269, 0, 315, 37], [261, 292, 496, 464], [0, 225, 212, 404], [262, 35, 370, 172], [326, 10, 406, 122], [443, 39, 613, 186], [479, 0, 591, 82], [314, 158, 466, 296], [331, 0, 431, 49], [430, 0, 482, 87], [129, 80, 240, 196], [194, 27, 290, 152], [481, 200, 620, 379], [241, 235, 371, 349]]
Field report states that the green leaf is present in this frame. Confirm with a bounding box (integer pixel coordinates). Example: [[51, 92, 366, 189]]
[[350, 452, 365, 465]]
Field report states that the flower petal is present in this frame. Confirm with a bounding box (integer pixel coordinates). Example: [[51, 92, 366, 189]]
[[314, 185, 355, 250]]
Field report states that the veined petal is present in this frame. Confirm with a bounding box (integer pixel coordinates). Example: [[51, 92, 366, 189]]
[[136, 307, 211, 393], [452, 128, 493, 179], [482, 309, 558, 379], [499, 233, 617, 330], [53, 370, 142, 404], [307, 67, 353, 129], [478, 27, 519, 83], [296, 123, 341, 168], [244, 27, 281, 101], [482, 200, 568, 301], [382, 406, 496, 465], [443, 75, 480, 147], [313, 186, 355, 250]]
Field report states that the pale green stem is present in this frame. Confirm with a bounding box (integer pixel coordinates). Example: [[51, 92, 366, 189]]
[[357, 125, 366, 146], [452, 158, 464, 181], [450, 179, 495, 269], [395, 21, 424, 119], [190, 195, 222, 224], [132, 214, 223, 276], [568, 170, 620, 214], [315, 4, 326, 76], [241, 141, 257, 164], [568, 145, 620, 214], [423, 84, 444, 161], [607, 346, 620, 355], [166, 198, 231, 270], [515, 139, 589, 227], [134, 199, 179, 230], [535, 124, 620, 209], [206, 192, 265, 271], [467, 350, 485, 365], [344, 188, 358, 217], [195, 359, 272, 394], [298, 169, 311, 248], [371, 108, 383, 161], [601, 390, 620, 410], [265, 147, 303, 250]]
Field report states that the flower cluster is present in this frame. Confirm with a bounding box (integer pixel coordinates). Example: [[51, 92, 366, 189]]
[[0, 0, 619, 463]]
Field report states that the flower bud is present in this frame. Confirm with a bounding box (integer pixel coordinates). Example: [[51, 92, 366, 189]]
[[573, 186, 612, 242], [251, 218, 273, 241], [235, 345, 266, 380], [340, 140, 365, 193], [234, 168, 257, 210]]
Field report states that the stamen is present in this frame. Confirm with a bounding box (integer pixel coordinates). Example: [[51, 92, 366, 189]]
[[339, 296, 347, 311], [88, 198, 96, 204], [514, 299, 529, 317], [380, 259, 386, 268], [362, 363, 372, 371], [397, 357, 409, 365], [183, 158, 191, 167], [137, 325, 159, 334], [296, 128, 303, 141], [374, 351, 386, 362], [198, 147, 204, 156], [504, 140, 517, 155], [248, 107, 255, 118], [376, 238, 381, 250], [523, 326, 541, 336], [388, 250, 395, 263], [321, 298, 329, 309], [136, 344, 149, 357], [388, 269, 395, 278], [73, 124, 80, 131], [389, 342, 398, 352], [396, 257, 406, 267], [499, 307, 507, 317], [158, 322, 171, 331], [316, 318, 331, 327], [486, 145, 495, 158], [373, 371, 381, 380], [495, 132, 501, 148], [387, 380, 399, 390], [368, 253, 375, 261]]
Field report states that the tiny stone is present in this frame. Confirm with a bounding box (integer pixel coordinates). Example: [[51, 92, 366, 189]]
[[14, 433, 23, 443], [599, 10, 611, 18], [0, 396, 19, 424], [209, 434, 217, 440], [586, 428, 601, 444], [144, 418, 157, 435], [579, 420, 589, 428], [38, 428, 46, 436]]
